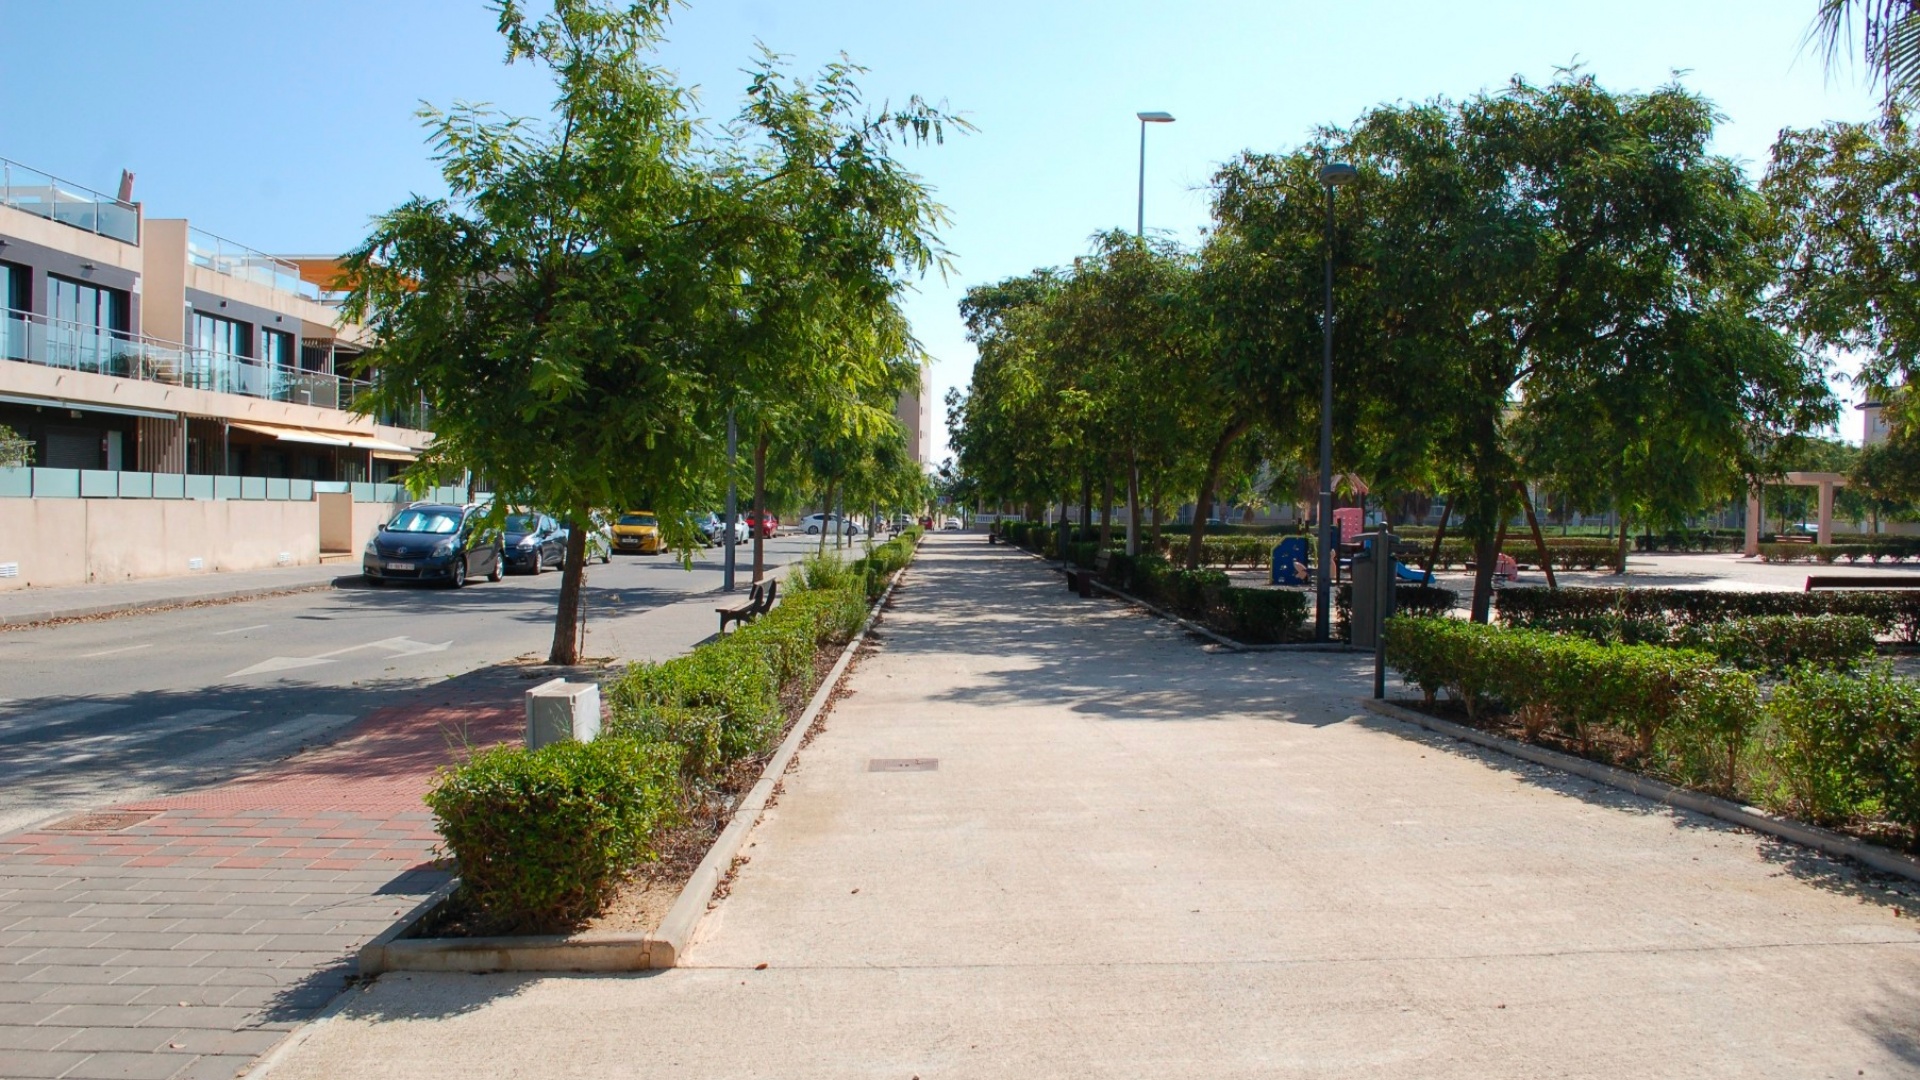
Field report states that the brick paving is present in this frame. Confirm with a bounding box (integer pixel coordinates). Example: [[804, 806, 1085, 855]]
[[0, 670, 524, 1080]]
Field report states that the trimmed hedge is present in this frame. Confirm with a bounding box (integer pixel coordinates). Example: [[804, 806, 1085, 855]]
[[1766, 665, 1920, 830], [1102, 552, 1308, 643], [1673, 615, 1876, 674], [1758, 536, 1920, 564], [427, 535, 917, 932], [1333, 582, 1460, 642], [424, 736, 683, 933], [1495, 585, 1920, 643]]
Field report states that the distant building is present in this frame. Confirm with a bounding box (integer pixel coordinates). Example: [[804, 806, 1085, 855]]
[[1861, 395, 1890, 447], [894, 358, 931, 466]]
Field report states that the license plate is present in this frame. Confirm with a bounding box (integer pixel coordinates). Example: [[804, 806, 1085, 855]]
[[386, 561, 415, 571]]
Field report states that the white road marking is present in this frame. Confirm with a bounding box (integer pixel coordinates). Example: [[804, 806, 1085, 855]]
[[78, 643, 152, 658], [0, 701, 129, 738], [213, 624, 270, 636], [227, 636, 454, 680], [0, 709, 248, 781], [179, 712, 357, 766]]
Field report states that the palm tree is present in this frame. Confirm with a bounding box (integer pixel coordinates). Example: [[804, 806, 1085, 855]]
[[1811, 0, 1920, 111]]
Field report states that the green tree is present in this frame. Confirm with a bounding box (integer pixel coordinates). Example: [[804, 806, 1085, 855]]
[[0, 425, 31, 468], [1339, 73, 1831, 620], [1810, 0, 1920, 112]]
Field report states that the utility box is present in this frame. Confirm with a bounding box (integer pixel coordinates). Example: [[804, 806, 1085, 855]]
[[1349, 533, 1398, 649], [525, 678, 601, 750]]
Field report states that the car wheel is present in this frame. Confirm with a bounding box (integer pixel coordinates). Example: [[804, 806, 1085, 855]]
[[448, 558, 467, 589], [806, 525, 819, 534], [528, 552, 542, 575], [488, 549, 503, 582]]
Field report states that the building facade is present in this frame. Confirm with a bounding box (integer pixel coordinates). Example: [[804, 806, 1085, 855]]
[[0, 154, 428, 482], [894, 358, 931, 467]]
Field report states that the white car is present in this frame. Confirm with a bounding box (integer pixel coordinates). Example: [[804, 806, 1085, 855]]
[[801, 513, 863, 536], [941, 518, 963, 531]]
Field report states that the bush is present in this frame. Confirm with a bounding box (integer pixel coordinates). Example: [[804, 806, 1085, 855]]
[[1495, 586, 1915, 641], [1219, 588, 1310, 644], [1102, 551, 1308, 642], [1673, 615, 1876, 674], [1764, 665, 1920, 830], [614, 646, 781, 770], [426, 736, 683, 933], [1334, 582, 1459, 641]]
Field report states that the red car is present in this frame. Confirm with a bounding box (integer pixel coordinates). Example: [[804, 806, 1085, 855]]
[[744, 510, 780, 538]]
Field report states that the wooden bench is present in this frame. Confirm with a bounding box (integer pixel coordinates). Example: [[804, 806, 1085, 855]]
[[1805, 575, 1920, 592], [1062, 550, 1115, 598], [717, 579, 780, 632]]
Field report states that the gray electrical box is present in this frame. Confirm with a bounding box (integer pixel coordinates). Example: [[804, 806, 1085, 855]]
[[525, 678, 602, 749], [1350, 533, 1398, 649]]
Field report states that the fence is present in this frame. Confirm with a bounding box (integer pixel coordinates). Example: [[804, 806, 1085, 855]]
[[0, 467, 465, 505]]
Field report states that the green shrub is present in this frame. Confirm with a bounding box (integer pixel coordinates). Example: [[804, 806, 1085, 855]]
[[1334, 582, 1459, 641], [1495, 586, 1913, 641], [1673, 615, 1876, 674], [795, 551, 856, 592], [1219, 588, 1310, 644], [1764, 665, 1920, 830], [613, 644, 781, 766], [426, 736, 683, 933]]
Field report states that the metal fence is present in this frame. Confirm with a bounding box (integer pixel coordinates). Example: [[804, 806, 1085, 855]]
[[0, 157, 139, 245]]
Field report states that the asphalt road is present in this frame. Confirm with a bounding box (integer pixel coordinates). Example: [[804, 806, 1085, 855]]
[[0, 534, 849, 835]]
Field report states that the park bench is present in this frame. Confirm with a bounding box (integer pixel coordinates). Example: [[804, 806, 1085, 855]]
[[717, 579, 780, 632], [1062, 550, 1114, 598], [1805, 575, 1920, 592]]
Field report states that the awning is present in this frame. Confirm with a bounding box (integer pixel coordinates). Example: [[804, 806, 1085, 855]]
[[336, 433, 419, 454], [0, 392, 179, 422], [370, 449, 420, 461], [227, 421, 352, 447]]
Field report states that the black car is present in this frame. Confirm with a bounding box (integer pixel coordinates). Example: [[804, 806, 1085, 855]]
[[362, 503, 502, 588], [502, 512, 567, 574]]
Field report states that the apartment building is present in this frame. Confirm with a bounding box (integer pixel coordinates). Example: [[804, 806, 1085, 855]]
[[0, 154, 444, 589], [0, 155, 428, 481], [894, 357, 932, 467]]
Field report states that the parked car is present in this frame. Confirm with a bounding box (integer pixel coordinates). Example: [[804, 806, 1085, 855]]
[[941, 517, 963, 531], [696, 512, 748, 546], [363, 503, 502, 588], [745, 510, 780, 539], [800, 513, 862, 536], [502, 512, 567, 574], [611, 510, 663, 554], [575, 519, 613, 564], [894, 512, 915, 532]]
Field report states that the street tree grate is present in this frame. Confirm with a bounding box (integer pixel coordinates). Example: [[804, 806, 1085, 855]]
[[42, 811, 158, 832], [868, 758, 938, 772]]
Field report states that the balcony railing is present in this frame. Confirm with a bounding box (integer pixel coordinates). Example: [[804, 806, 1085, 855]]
[[0, 157, 139, 245], [187, 227, 321, 302], [0, 306, 428, 429]]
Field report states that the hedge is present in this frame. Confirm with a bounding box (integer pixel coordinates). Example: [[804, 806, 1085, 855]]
[[1333, 582, 1459, 642], [1386, 617, 1920, 836], [1758, 536, 1920, 564], [426, 535, 916, 932], [424, 736, 683, 933], [1101, 552, 1309, 643], [1495, 585, 1920, 643]]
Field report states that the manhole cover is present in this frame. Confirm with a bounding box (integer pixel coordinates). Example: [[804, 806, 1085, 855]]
[[868, 758, 938, 772], [42, 811, 157, 832]]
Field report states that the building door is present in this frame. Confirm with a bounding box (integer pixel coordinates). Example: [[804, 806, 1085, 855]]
[[47, 275, 128, 374]]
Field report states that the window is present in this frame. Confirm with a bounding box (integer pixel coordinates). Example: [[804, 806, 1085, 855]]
[[261, 328, 293, 368], [0, 263, 25, 362], [193, 312, 250, 359], [47, 275, 128, 332]]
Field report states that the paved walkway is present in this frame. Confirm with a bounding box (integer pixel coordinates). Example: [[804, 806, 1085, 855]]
[[0, 564, 347, 627], [0, 585, 754, 1080], [264, 533, 1920, 1078]]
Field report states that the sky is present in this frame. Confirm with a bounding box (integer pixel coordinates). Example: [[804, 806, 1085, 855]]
[[0, 1, 1886, 460]]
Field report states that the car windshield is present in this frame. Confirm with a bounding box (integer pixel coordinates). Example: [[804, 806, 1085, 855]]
[[385, 509, 461, 534], [619, 513, 657, 527], [504, 514, 537, 533]]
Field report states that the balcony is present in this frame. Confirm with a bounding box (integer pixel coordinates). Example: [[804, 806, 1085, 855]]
[[0, 157, 139, 245], [188, 227, 322, 302], [1, 307, 428, 429]]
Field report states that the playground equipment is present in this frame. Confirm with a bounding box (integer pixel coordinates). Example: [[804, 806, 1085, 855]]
[[1270, 537, 1311, 586]]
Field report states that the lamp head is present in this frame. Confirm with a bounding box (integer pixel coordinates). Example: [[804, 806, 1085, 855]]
[[1137, 111, 1175, 123], [1319, 162, 1358, 188]]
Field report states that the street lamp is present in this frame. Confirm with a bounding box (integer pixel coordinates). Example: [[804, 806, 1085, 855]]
[[1136, 111, 1174, 237], [1315, 161, 1357, 643]]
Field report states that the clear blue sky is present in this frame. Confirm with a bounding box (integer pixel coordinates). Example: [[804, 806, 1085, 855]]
[[0, 1, 1882, 459]]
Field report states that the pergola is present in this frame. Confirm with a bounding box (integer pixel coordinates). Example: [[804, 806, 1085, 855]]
[[1743, 471, 1847, 555]]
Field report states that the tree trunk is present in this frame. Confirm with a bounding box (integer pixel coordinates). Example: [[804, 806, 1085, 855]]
[[819, 480, 836, 555], [1423, 496, 1452, 580], [1184, 418, 1252, 570], [1125, 451, 1141, 557], [1079, 468, 1093, 547], [548, 513, 591, 665], [1614, 513, 1630, 575], [1519, 482, 1557, 590], [751, 432, 768, 583], [1148, 478, 1162, 551], [1470, 527, 1499, 624], [1099, 466, 1115, 549]]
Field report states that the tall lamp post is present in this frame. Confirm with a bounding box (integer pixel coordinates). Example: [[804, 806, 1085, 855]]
[[1126, 110, 1174, 558], [1315, 161, 1357, 643]]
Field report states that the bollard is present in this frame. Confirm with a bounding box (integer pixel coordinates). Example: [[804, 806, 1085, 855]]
[[525, 678, 602, 750]]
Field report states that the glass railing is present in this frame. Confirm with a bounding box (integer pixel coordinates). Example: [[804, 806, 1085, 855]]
[[0, 157, 139, 245], [0, 307, 431, 429], [187, 227, 320, 302]]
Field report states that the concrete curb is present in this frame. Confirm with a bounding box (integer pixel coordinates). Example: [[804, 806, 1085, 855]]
[[1000, 542, 1350, 654], [356, 540, 916, 975], [1358, 696, 1920, 885], [0, 579, 343, 628]]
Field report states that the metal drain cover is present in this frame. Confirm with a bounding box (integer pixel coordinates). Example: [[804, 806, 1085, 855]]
[[43, 811, 158, 832], [868, 758, 938, 772]]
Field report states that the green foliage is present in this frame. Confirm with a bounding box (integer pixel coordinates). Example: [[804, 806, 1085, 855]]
[[1097, 552, 1309, 643], [425, 736, 682, 933], [1494, 585, 1920, 642], [1672, 615, 1877, 674], [1765, 664, 1920, 830], [1333, 582, 1460, 642], [0, 425, 32, 468], [614, 647, 781, 773]]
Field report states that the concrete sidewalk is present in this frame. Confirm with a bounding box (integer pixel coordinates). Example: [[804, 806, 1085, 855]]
[[259, 533, 1920, 1078], [0, 564, 348, 627]]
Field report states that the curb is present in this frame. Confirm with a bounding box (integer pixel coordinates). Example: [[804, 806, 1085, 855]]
[[1358, 696, 1920, 885], [0, 579, 343, 628], [357, 540, 917, 975]]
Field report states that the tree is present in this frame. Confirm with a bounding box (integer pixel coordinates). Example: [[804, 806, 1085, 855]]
[[1810, 0, 1920, 112], [0, 425, 31, 468], [1338, 73, 1831, 620], [344, 1, 955, 663]]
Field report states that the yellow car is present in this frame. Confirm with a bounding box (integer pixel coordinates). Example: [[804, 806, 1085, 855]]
[[611, 510, 662, 554]]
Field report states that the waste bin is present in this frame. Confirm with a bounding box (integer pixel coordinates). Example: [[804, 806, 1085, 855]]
[[1349, 534, 1397, 649]]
